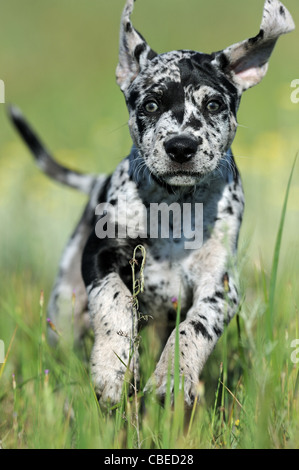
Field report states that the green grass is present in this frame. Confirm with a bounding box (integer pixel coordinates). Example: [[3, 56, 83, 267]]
[[0, 0, 299, 450], [0, 157, 298, 449]]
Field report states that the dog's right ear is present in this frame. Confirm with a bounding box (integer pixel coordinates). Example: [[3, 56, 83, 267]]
[[212, 0, 295, 93], [116, 0, 157, 93]]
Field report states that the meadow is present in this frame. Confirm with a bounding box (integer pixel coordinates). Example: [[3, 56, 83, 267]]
[[0, 0, 299, 449]]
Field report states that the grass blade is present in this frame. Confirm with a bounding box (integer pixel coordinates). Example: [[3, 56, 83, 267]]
[[174, 294, 181, 403], [267, 153, 298, 340]]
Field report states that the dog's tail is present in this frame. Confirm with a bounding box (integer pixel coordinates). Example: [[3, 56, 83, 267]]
[[8, 105, 97, 194]]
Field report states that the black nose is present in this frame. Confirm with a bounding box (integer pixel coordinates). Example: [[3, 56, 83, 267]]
[[164, 135, 200, 164]]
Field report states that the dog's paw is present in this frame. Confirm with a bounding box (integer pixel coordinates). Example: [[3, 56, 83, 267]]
[[144, 371, 200, 408], [92, 366, 128, 406], [90, 343, 139, 407]]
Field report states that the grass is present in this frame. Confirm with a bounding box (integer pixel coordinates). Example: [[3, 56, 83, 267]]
[[0, 0, 299, 450], [0, 156, 298, 449]]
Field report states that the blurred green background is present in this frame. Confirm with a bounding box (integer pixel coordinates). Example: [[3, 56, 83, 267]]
[[0, 0, 298, 307]]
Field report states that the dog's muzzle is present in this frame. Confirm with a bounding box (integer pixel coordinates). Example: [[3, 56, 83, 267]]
[[164, 135, 201, 164]]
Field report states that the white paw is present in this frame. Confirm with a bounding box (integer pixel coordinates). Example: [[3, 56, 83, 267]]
[[92, 366, 127, 405], [90, 342, 139, 406], [144, 370, 200, 407]]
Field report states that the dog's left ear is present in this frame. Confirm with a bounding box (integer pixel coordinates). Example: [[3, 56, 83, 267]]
[[212, 0, 295, 93], [116, 0, 157, 93]]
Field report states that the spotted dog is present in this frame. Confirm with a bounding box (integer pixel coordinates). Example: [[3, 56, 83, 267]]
[[10, 0, 294, 406]]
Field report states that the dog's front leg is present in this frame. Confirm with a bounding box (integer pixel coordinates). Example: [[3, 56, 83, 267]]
[[86, 272, 138, 405], [146, 269, 239, 407]]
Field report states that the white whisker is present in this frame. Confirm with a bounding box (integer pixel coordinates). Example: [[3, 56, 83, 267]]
[[236, 123, 250, 129], [233, 154, 252, 159]]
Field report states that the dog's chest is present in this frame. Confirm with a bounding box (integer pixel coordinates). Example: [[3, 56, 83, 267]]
[[139, 242, 193, 319]]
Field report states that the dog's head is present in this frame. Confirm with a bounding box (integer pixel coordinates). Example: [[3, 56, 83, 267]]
[[116, 0, 294, 187]]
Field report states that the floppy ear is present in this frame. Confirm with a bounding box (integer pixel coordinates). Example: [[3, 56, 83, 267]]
[[212, 0, 295, 92], [116, 0, 157, 93]]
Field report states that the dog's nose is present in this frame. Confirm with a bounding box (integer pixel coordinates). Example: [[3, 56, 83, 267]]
[[164, 135, 200, 164]]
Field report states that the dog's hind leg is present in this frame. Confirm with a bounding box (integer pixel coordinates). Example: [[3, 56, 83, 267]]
[[47, 206, 92, 346]]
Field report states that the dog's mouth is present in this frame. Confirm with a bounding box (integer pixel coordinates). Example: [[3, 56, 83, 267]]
[[158, 171, 206, 187], [147, 148, 219, 186], [163, 171, 203, 177]]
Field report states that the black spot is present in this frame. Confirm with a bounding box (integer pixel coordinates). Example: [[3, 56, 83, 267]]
[[190, 320, 212, 341], [215, 291, 224, 299], [279, 6, 286, 17], [113, 291, 120, 300], [134, 43, 146, 63], [213, 325, 222, 337], [161, 80, 185, 124], [148, 285, 157, 293], [147, 49, 158, 60], [248, 29, 264, 45], [116, 369, 125, 379], [202, 296, 217, 304], [216, 52, 229, 71], [185, 114, 203, 131], [225, 205, 234, 215], [127, 89, 139, 109]]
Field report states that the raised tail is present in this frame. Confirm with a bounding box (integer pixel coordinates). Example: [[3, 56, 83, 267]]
[[8, 105, 97, 194]]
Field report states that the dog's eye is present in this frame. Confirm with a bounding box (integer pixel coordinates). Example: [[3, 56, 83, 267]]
[[144, 101, 159, 113], [206, 100, 222, 113]]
